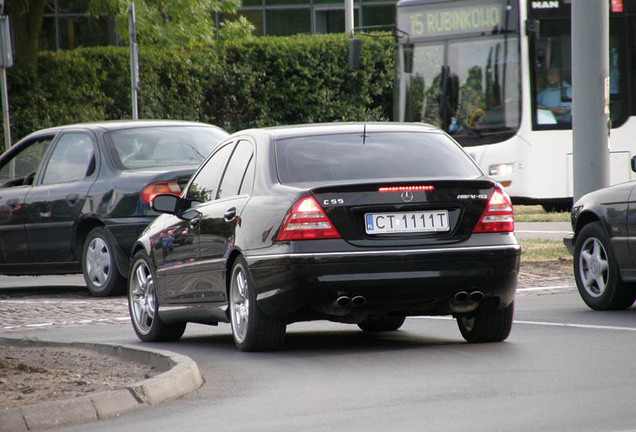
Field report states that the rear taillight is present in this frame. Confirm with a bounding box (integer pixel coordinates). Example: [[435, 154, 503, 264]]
[[275, 196, 341, 241], [472, 188, 514, 233], [141, 181, 181, 204]]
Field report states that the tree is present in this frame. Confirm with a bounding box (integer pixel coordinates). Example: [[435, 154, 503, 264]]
[[5, 0, 48, 72], [89, 0, 253, 46], [5, 0, 253, 71]]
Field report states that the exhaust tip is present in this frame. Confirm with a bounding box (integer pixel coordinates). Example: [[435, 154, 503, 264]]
[[470, 291, 485, 302], [351, 295, 367, 307], [454, 291, 469, 302], [336, 296, 352, 307]]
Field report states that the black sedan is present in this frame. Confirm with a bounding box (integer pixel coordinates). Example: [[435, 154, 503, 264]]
[[128, 123, 520, 351], [565, 158, 636, 310], [0, 120, 228, 296]]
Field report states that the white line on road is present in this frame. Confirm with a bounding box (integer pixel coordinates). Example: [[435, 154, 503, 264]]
[[515, 230, 571, 234], [417, 316, 636, 332], [517, 285, 573, 292]]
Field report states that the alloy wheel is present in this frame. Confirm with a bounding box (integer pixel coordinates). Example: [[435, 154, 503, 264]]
[[230, 265, 250, 344], [578, 237, 609, 298], [130, 260, 156, 335]]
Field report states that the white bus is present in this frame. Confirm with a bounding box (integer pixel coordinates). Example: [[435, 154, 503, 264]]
[[395, 0, 633, 211]]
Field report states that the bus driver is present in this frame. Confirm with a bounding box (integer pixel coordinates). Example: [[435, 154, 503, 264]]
[[537, 67, 572, 123]]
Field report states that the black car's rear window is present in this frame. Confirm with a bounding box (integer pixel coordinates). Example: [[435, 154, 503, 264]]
[[106, 126, 227, 169], [275, 131, 483, 184]]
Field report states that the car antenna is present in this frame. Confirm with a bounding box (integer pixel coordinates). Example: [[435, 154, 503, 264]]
[[362, 123, 368, 145]]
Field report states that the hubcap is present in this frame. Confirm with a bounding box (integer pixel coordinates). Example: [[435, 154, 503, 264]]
[[230, 266, 250, 343], [579, 237, 609, 298], [86, 237, 111, 287], [130, 261, 156, 335]]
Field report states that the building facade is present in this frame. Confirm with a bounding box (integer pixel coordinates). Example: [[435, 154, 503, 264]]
[[40, 0, 396, 51]]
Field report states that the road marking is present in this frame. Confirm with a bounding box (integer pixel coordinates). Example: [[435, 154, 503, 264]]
[[515, 230, 571, 234], [417, 316, 636, 332], [514, 320, 636, 332], [517, 285, 574, 292]]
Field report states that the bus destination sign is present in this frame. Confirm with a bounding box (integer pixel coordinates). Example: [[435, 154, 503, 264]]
[[397, 0, 515, 39]]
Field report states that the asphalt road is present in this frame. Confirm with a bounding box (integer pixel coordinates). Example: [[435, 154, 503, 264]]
[[5, 222, 636, 432], [514, 221, 571, 240], [2, 282, 636, 432]]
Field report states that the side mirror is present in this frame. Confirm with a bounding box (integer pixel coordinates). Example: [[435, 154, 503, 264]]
[[631, 155, 636, 173], [152, 194, 181, 214], [348, 38, 362, 71]]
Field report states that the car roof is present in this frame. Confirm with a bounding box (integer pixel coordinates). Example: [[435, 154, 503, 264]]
[[234, 122, 443, 141], [18, 120, 227, 142]]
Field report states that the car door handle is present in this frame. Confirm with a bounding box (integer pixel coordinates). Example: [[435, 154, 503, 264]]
[[66, 193, 80, 205], [224, 207, 237, 222]]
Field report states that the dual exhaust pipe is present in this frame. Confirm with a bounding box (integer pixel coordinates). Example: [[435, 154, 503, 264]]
[[449, 290, 484, 313], [336, 295, 367, 308]]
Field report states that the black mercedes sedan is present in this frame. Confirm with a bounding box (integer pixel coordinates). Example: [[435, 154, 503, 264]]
[[0, 120, 228, 296], [565, 158, 636, 310], [128, 123, 520, 351]]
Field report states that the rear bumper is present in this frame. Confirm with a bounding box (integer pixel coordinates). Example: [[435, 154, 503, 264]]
[[246, 243, 520, 319]]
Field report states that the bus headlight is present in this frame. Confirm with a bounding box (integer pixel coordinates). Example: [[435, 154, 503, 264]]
[[488, 163, 514, 177]]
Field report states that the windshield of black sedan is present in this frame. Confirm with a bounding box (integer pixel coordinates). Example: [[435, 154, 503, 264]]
[[107, 126, 226, 169], [275, 131, 483, 184]]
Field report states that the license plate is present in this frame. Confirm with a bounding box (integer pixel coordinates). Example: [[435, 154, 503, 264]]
[[364, 210, 450, 234]]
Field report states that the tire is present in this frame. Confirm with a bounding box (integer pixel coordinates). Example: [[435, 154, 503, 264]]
[[573, 222, 636, 310], [82, 227, 126, 296], [229, 256, 286, 352], [457, 301, 514, 343], [128, 250, 186, 342], [357, 314, 406, 332]]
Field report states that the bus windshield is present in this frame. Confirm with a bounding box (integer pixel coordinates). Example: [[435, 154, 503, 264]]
[[397, 0, 520, 147]]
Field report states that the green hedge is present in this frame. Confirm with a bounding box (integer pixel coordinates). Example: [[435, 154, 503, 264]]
[[4, 34, 395, 146]]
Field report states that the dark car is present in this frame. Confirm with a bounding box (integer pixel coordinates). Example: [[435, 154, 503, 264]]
[[564, 158, 636, 310], [0, 120, 228, 296], [128, 123, 520, 351]]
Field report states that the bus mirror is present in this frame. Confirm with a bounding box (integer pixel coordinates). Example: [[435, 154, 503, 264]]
[[534, 37, 551, 72], [525, 19, 540, 38], [348, 38, 362, 71], [403, 44, 414, 74]]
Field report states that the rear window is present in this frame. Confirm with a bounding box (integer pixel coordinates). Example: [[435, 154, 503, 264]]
[[106, 126, 227, 169], [275, 131, 483, 184]]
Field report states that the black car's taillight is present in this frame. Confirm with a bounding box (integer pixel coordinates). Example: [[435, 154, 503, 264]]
[[140, 181, 181, 204], [275, 196, 341, 241], [472, 188, 514, 233]]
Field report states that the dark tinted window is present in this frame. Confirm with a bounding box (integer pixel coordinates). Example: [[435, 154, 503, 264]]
[[187, 143, 235, 202], [218, 140, 254, 199], [107, 126, 228, 169], [275, 131, 482, 184]]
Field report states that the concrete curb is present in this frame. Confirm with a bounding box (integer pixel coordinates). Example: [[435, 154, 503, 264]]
[[0, 338, 203, 431]]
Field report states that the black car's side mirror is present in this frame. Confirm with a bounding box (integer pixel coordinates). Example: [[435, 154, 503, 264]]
[[152, 194, 181, 214], [631, 155, 636, 173]]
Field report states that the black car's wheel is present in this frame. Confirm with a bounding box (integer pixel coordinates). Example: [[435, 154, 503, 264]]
[[82, 227, 126, 296], [229, 256, 286, 352], [357, 314, 406, 332], [573, 222, 636, 310], [457, 301, 514, 343], [128, 250, 186, 342]]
